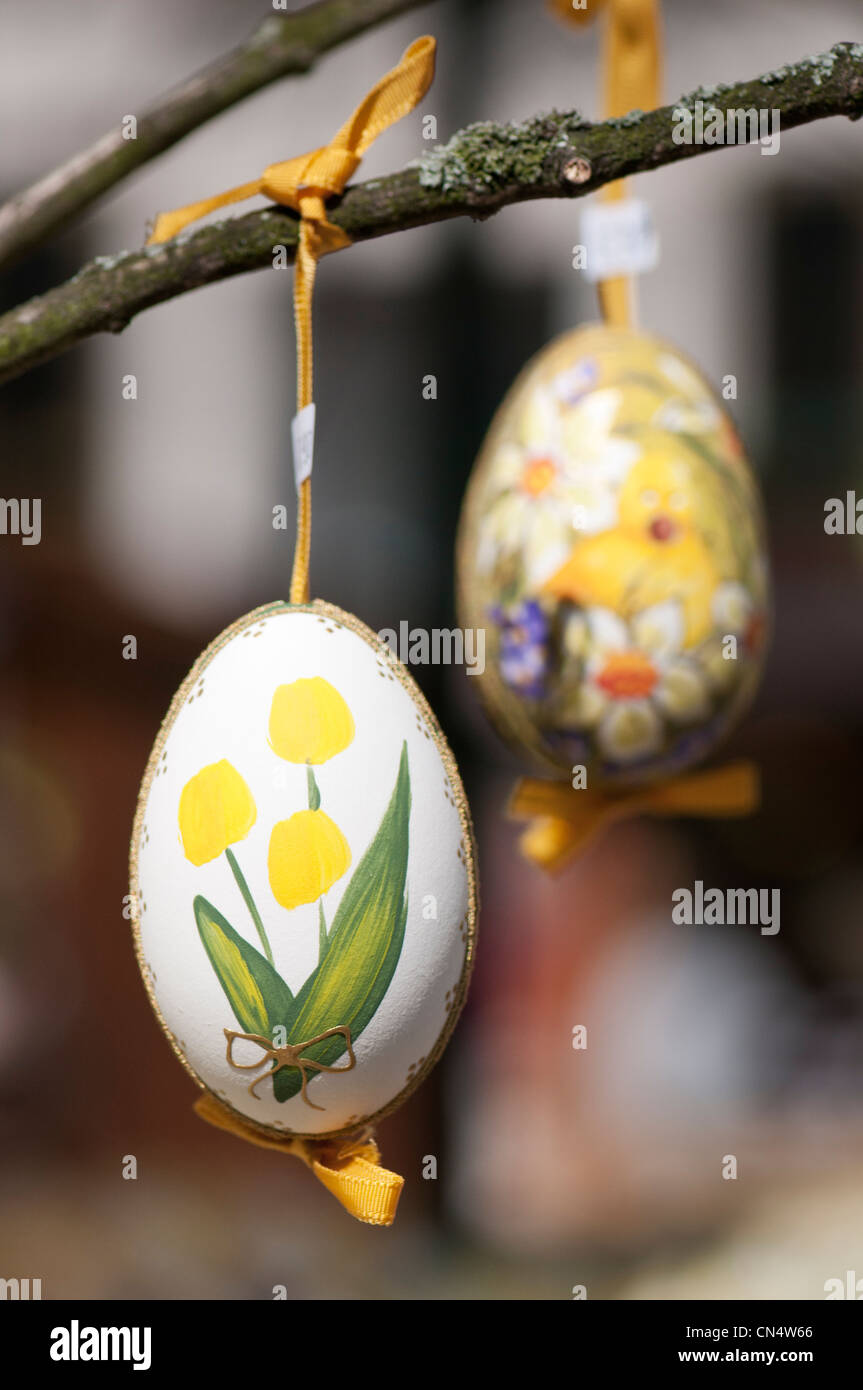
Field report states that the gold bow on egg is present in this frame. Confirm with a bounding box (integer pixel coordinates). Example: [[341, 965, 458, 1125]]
[[224, 1025, 356, 1109]]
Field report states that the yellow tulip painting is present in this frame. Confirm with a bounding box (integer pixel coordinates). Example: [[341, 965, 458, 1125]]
[[269, 677, 355, 765], [178, 679, 411, 1108], [179, 759, 256, 867], [179, 758, 273, 966], [268, 809, 351, 912]]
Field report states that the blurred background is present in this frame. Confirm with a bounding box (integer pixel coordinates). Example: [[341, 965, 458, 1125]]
[[1, 0, 863, 1300]]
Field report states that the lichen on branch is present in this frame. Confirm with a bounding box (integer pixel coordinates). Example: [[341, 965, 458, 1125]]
[[0, 41, 861, 388]]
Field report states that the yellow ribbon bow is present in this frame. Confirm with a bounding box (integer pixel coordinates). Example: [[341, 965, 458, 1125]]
[[147, 34, 437, 605], [194, 1092, 404, 1228], [148, 37, 436, 1224]]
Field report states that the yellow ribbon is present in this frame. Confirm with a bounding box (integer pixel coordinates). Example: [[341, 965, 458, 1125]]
[[525, 4, 756, 870], [149, 40, 436, 1221], [598, 0, 661, 328], [194, 1092, 404, 1227], [510, 761, 758, 873], [147, 35, 437, 606], [552, 0, 661, 327]]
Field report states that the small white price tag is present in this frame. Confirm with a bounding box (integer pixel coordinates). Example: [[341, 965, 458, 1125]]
[[580, 199, 659, 282], [291, 402, 316, 490]]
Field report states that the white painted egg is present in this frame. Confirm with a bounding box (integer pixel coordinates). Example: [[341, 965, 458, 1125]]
[[130, 600, 477, 1139]]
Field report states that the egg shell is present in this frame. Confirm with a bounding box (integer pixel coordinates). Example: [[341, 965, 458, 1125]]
[[130, 600, 477, 1139], [457, 324, 769, 787]]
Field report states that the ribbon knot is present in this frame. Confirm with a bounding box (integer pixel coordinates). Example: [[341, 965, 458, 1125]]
[[147, 35, 435, 254], [262, 146, 361, 204], [259, 145, 362, 256]]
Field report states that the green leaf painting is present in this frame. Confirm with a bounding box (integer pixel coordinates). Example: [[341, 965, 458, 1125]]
[[194, 895, 294, 1036], [271, 742, 410, 1100]]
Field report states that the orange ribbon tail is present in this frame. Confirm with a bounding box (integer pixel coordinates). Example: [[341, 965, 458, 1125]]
[[509, 760, 759, 873], [194, 1093, 404, 1228]]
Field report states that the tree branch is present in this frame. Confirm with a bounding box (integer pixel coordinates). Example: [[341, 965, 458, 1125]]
[[1, 42, 861, 387], [0, 0, 427, 269]]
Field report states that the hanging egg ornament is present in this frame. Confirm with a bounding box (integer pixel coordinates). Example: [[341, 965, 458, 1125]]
[[128, 36, 473, 1224], [457, 324, 769, 788], [131, 600, 476, 1141]]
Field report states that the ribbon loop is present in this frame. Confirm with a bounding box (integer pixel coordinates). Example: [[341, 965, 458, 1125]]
[[331, 34, 438, 152]]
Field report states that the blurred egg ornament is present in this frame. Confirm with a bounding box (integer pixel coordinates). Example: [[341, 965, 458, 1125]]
[[475, 0, 769, 870], [457, 326, 768, 857]]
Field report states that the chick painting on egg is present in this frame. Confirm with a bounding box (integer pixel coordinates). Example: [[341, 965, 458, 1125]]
[[544, 439, 722, 648]]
